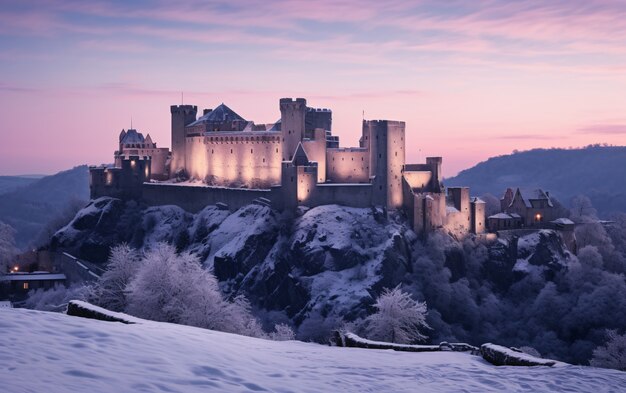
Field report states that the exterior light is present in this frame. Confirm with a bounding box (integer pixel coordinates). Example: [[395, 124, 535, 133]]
[[13, 266, 18, 272], [535, 213, 542, 222]]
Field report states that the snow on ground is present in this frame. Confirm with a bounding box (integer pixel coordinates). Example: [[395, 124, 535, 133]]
[[1, 308, 625, 393]]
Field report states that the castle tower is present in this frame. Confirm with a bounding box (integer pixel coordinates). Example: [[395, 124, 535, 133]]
[[470, 197, 486, 234], [426, 157, 442, 191], [280, 98, 306, 161], [170, 105, 197, 176], [365, 120, 406, 209]]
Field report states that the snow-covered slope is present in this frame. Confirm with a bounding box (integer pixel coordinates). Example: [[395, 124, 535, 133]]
[[1, 308, 625, 393]]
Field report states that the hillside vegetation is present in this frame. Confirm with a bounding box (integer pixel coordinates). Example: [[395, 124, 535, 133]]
[[445, 146, 626, 217], [0, 166, 89, 249]]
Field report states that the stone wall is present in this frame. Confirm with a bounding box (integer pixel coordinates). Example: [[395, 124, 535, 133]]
[[185, 132, 282, 189], [326, 147, 370, 183], [142, 183, 274, 213]]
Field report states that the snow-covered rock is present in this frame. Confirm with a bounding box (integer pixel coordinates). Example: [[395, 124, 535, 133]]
[[481, 343, 563, 367]]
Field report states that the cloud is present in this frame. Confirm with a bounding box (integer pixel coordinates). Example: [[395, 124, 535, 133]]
[[577, 124, 626, 135], [0, 83, 41, 93], [492, 134, 563, 140]]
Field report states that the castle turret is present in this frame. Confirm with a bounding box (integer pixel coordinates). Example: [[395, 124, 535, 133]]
[[280, 98, 306, 161], [365, 119, 405, 209], [170, 105, 197, 176]]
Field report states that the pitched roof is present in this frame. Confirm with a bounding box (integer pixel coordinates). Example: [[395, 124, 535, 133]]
[[120, 129, 145, 144], [292, 142, 310, 166], [188, 103, 245, 126], [517, 188, 553, 208]]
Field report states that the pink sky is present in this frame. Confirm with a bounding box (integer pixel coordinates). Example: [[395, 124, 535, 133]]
[[1, 0, 625, 176]]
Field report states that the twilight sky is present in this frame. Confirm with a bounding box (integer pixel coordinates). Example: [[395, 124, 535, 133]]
[[1, 0, 626, 176]]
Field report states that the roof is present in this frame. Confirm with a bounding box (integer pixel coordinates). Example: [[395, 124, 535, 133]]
[[120, 129, 145, 144], [188, 103, 245, 126], [488, 213, 522, 220], [1, 273, 67, 282], [551, 218, 575, 225], [512, 188, 553, 208], [471, 197, 485, 204], [292, 142, 310, 166]]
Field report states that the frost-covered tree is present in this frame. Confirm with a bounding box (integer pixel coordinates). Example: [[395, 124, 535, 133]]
[[364, 286, 429, 344], [90, 244, 141, 311], [270, 323, 296, 341], [570, 195, 597, 222], [0, 221, 17, 273], [25, 283, 90, 312], [125, 243, 265, 337], [590, 330, 626, 371]]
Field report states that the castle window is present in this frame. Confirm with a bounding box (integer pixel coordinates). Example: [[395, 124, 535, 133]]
[[251, 149, 253, 154], [395, 152, 397, 157], [291, 176, 294, 182], [263, 158, 265, 163], [379, 154, 382, 159], [211, 149, 214, 154], [231, 149, 233, 154], [276, 148, 278, 153]]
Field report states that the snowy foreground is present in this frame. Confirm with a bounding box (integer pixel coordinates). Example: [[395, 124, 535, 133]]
[[1, 309, 625, 393]]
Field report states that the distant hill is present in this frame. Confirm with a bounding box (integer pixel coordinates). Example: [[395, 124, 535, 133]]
[[0, 166, 89, 249], [0, 176, 39, 195], [445, 146, 626, 217]]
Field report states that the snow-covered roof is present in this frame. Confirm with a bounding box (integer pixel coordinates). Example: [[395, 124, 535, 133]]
[[0, 273, 66, 281], [188, 103, 245, 126], [446, 206, 460, 213], [471, 197, 485, 204], [551, 218, 574, 225], [513, 188, 553, 208], [488, 213, 521, 220]]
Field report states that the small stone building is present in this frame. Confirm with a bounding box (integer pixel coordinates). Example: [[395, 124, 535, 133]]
[[500, 188, 557, 227]]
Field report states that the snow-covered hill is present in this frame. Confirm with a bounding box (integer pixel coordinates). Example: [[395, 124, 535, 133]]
[[1, 308, 624, 393]]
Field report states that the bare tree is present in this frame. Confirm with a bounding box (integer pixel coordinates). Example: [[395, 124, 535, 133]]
[[364, 286, 430, 344], [570, 195, 597, 222]]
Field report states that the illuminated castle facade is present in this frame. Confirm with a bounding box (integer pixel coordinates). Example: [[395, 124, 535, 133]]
[[90, 98, 485, 238]]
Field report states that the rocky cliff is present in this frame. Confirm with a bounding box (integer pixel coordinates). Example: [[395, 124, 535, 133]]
[[52, 197, 573, 343]]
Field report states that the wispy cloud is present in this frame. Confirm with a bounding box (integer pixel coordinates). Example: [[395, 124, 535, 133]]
[[577, 124, 626, 135], [492, 134, 564, 140]]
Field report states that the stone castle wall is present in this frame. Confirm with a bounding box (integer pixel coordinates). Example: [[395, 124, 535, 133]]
[[326, 148, 370, 183], [142, 183, 275, 213], [185, 132, 282, 189]]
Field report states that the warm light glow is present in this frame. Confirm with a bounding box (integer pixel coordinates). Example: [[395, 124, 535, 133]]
[[535, 213, 542, 222], [13, 266, 18, 272], [23, 282, 28, 290]]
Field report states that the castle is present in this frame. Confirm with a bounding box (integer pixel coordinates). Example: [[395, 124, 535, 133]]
[[90, 98, 485, 238]]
